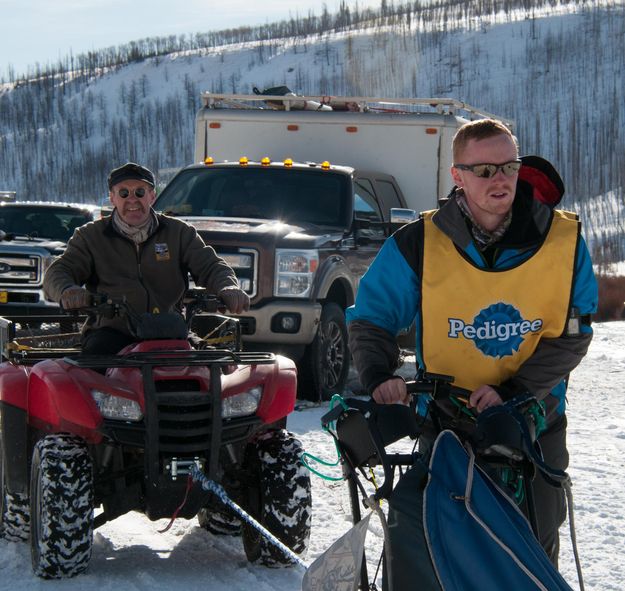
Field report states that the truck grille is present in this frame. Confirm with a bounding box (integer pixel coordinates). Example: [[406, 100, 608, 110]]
[[214, 247, 258, 298], [0, 253, 41, 285]]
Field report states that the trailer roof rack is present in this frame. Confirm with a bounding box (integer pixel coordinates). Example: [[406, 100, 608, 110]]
[[200, 92, 513, 127]]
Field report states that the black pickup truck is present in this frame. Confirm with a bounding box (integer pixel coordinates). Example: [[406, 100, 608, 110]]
[[155, 160, 413, 400], [0, 201, 100, 323]]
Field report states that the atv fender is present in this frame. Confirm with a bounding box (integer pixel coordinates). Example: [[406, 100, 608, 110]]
[[0, 402, 29, 494], [254, 355, 297, 424], [28, 360, 104, 442], [0, 362, 29, 409], [0, 362, 30, 493]]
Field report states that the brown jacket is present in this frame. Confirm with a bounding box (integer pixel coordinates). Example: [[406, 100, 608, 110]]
[[44, 212, 238, 335]]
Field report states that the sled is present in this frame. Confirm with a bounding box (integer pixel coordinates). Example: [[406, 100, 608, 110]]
[[313, 374, 584, 591]]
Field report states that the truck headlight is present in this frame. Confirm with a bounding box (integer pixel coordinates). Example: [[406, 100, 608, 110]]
[[41, 255, 56, 275], [274, 250, 319, 297], [222, 386, 262, 418], [91, 390, 143, 421]]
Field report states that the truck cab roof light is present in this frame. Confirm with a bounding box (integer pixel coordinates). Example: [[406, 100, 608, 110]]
[[321, 161, 331, 170], [239, 157, 249, 166], [261, 157, 271, 166], [204, 157, 214, 165], [283, 158, 293, 168]]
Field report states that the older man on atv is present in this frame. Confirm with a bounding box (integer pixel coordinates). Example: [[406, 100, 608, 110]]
[[44, 162, 249, 354]]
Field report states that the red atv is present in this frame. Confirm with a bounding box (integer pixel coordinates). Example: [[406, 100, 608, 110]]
[[0, 289, 311, 578]]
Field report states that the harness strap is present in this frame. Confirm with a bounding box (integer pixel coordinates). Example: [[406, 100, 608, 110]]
[[563, 479, 586, 591]]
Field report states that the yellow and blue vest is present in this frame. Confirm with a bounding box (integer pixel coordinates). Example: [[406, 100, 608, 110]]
[[420, 210, 579, 391]]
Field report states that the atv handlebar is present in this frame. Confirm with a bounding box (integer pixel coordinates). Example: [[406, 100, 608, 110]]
[[182, 288, 227, 315], [64, 289, 227, 321]]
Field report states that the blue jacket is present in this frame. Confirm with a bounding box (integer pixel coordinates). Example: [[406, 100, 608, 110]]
[[347, 189, 598, 424]]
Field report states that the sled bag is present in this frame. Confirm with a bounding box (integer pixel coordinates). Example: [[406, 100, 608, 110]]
[[424, 431, 572, 591]]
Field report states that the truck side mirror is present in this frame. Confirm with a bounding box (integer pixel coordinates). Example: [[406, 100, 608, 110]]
[[390, 208, 417, 226]]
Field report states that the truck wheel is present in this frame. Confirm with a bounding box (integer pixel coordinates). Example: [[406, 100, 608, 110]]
[[0, 439, 30, 541], [197, 505, 241, 536], [299, 302, 349, 401], [242, 430, 312, 567], [30, 434, 93, 579]]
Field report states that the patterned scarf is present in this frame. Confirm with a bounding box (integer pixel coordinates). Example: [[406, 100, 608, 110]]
[[455, 190, 512, 251], [112, 208, 159, 244]]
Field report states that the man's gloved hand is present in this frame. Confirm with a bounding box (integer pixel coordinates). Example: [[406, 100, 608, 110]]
[[372, 377, 409, 405], [60, 286, 91, 310], [468, 385, 504, 413], [219, 286, 250, 314]]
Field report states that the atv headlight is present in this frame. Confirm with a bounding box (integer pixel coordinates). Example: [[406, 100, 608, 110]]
[[91, 390, 143, 421], [222, 386, 262, 418]]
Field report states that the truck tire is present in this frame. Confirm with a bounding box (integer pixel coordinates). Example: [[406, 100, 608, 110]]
[[30, 434, 93, 579], [299, 302, 350, 401], [197, 505, 242, 536], [242, 430, 312, 567], [0, 439, 30, 541]]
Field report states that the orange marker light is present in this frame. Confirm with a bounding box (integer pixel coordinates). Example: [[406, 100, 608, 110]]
[[209, 122, 221, 129], [283, 158, 293, 168], [204, 157, 214, 165], [261, 157, 271, 166], [239, 157, 249, 166], [321, 161, 331, 170]]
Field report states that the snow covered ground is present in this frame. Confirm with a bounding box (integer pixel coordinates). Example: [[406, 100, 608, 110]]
[[1, 321, 623, 590]]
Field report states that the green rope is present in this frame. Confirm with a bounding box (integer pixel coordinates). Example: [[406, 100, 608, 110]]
[[526, 399, 547, 438], [300, 446, 344, 481], [500, 467, 525, 504], [449, 395, 477, 420], [323, 393, 349, 431], [299, 393, 349, 482]]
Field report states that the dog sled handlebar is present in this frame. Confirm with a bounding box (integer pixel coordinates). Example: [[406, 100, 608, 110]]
[[320, 373, 469, 432], [404, 372, 472, 403]]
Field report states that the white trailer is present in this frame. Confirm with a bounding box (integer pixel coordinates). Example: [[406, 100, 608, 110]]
[[195, 93, 513, 212]]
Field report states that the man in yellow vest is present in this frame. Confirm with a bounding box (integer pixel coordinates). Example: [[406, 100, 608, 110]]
[[347, 119, 598, 588]]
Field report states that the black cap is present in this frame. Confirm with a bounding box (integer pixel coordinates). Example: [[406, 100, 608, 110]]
[[108, 162, 155, 190]]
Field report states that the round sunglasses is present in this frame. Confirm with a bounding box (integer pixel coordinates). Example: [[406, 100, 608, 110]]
[[454, 160, 522, 179], [117, 187, 151, 199]]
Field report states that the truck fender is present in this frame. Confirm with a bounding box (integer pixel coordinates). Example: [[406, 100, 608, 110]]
[[311, 255, 355, 306], [28, 360, 103, 443]]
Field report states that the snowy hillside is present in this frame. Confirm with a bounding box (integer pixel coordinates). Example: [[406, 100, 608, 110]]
[[1, 321, 623, 591], [0, 1, 624, 259]]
